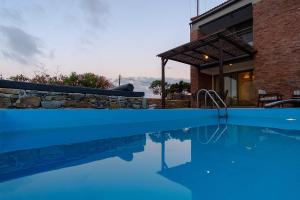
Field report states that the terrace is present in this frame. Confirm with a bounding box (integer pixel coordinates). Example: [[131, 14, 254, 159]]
[[157, 29, 256, 108]]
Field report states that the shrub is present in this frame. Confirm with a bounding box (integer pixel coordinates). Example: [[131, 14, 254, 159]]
[[9, 74, 30, 82], [9, 72, 113, 89], [63, 72, 113, 89]]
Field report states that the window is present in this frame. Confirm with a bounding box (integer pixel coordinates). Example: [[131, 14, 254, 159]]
[[214, 70, 254, 105]]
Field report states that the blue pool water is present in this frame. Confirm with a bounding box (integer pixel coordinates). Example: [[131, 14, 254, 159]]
[[0, 109, 300, 200]]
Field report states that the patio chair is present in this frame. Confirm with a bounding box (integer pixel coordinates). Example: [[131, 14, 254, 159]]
[[293, 90, 300, 99], [264, 90, 300, 108], [264, 98, 300, 108], [257, 89, 283, 107]]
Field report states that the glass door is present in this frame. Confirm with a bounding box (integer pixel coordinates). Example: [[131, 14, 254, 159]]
[[237, 71, 255, 105], [214, 70, 254, 105], [214, 74, 238, 105]]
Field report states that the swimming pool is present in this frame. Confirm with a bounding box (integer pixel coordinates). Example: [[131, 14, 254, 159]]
[[0, 109, 299, 200]]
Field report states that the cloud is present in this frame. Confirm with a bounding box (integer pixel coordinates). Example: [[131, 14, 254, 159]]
[[0, 25, 43, 65], [112, 77, 189, 98], [1, 51, 28, 65], [49, 49, 55, 59], [80, 0, 109, 28], [0, 7, 23, 24]]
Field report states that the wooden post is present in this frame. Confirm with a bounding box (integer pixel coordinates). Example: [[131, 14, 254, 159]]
[[161, 140, 166, 171], [219, 38, 225, 98], [161, 58, 168, 109], [196, 0, 199, 16]]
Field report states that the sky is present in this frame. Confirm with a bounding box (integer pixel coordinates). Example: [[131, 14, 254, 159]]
[[0, 0, 225, 81]]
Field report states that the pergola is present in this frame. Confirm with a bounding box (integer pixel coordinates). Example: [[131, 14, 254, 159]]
[[157, 30, 256, 108]]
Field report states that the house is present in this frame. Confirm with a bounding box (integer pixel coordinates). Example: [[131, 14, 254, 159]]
[[154, 125, 300, 198], [158, 0, 300, 107]]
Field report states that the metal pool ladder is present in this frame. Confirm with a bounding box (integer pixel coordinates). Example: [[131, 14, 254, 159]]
[[199, 123, 228, 144], [196, 89, 228, 119]]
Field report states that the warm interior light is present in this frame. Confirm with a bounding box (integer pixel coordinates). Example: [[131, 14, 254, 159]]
[[243, 73, 250, 79], [229, 63, 233, 67], [204, 55, 209, 60]]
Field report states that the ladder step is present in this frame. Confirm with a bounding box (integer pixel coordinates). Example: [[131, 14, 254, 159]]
[[196, 89, 228, 119]]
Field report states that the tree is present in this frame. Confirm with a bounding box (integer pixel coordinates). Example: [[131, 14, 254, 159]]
[[149, 80, 190, 96], [169, 81, 191, 94], [149, 80, 170, 95]]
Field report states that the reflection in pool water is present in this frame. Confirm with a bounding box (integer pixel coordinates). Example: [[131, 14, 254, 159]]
[[0, 134, 146, 183], [0, 124, 299, 200], [155, 125, 300, 200]]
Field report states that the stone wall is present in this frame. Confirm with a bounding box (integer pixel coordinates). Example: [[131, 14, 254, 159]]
[[0, 88, 146, 109], [147, 98, 191, 109], [253, 0, 300, 98]]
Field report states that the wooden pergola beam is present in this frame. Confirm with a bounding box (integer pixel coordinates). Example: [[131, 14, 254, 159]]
[[192, 49, 219, 61], [219, 33, 255, 55], [168, 57, 202, 68], [157, 37, 219, 59], [198, 54, 251, 69], [161, 58, 168, 109], [182, 52, 208, 63], [206, 40, 236, 57]]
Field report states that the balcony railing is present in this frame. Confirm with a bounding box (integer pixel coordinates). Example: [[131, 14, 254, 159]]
[[227, 26, 253, 44]]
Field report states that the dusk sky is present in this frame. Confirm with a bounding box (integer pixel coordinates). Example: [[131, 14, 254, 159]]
[[0, 0, 225, 80]]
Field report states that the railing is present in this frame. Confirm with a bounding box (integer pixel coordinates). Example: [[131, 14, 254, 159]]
[[196, 89, 228, 118], [199, 123, 228, 144], [207, 90, 228, 118], [225, 26, 253, 43], [0, 80, 144, 97]]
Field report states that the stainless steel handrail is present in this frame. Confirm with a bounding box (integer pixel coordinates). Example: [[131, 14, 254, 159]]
[[198, 123, 228, 144], [208, 90, 228, 118], [199, 124, 220, 144], [196, 89, 220, 109], [212, 125, 228, 143], [196, 89, 228, 118], [196, 89, 209, 108]]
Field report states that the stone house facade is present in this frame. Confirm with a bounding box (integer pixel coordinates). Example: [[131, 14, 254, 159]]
[[190, 0, 300, 106]]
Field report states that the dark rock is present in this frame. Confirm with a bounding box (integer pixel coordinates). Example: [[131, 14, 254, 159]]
[[44, 95, 66, 101], [0, 97, 11, 108], [0, 88, 21, 95], [41, 101, 65, 109], [16, 96, 41, 108], [64, 100, 92, 108]]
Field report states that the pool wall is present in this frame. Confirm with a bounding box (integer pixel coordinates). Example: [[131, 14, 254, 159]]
[[0, 108, 299, 153], [228, 108, 300, 130], [1, 108, 299, 130], [0, 109, 218, 131], [0, 109, 218, 153]]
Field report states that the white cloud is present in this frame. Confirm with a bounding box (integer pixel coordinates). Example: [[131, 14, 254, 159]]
[[0, 25, 43, 65], [112, 77, 189, 98], [0, 7, 23, 24], [80, 0, 109, 29]]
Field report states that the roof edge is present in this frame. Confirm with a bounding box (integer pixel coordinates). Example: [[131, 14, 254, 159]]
[[190, 0, 242, 25]]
